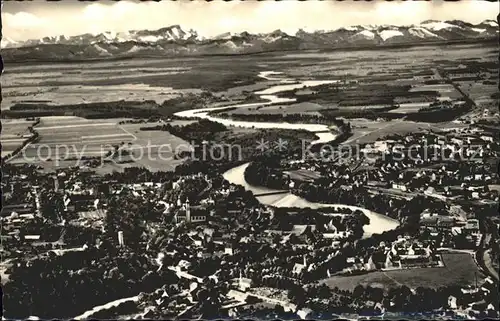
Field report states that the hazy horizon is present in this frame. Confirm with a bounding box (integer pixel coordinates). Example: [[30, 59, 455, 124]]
[[2, 0, 498, 41]]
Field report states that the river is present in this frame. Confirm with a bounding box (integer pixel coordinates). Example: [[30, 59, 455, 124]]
[[174, 71, 339, 145], [174, 71, 400, 237], [222, 163, 399, 238]]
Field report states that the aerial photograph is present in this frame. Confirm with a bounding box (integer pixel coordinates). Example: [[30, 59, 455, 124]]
[[0, 0, 499, 319]]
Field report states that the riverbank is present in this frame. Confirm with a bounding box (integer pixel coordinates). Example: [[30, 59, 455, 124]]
[[174, 71, 339, 144], [223, 162, 400, 237], [172, 70, 399, 237]]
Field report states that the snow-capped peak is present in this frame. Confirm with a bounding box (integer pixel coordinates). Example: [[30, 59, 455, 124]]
[[213, 31, 253, 40], [481, 19, 499, 27], [379, 29, 404, 41], [409, 27, 442, 39], [4, 18, 497, 54], [1, 36, 19, 48], [142, 25, 197, 41], [102, 31, 117, 41], [421, 20, 441, 24], [335, 25, 363, 33], [356, 30, 375, 40], [361, 24, 380, 31], [213, 32, 233, 40], [115, 31, 132, 42], [269, 29, 289, 37], [92, 44, 111, 56], [344, 26, 361, 32], [420, 21, 460, 31], [471, 28, 486, 34], [261, 29, 290, 43]]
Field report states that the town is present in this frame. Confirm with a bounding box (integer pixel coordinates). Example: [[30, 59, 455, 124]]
[[1, 114, 499, 319], [2, 1, 499, 320]]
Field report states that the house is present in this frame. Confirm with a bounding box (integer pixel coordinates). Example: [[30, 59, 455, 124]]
[[448, 296, 458, 309], [451, 137, 464, 145], [238, 278, 252, 291], [202, 227, 214, 237], [65, 193, 96, 212], [24, 235, 41, 241], [291, 225, 316, 236], [420, 214, 456, 230], [479, 135, 494, 142], [293, 255, 308, 275], [297, 307, 314, 319], [176, 260, 191, 271], [1, 204, 35, 218], [374, 140, 395, 152], [234, 271, 253, 292], [227, 289, 247, 302], [451, 227, 462, 235], [374, 302, 385, 315], [224, 246, 234, 256], [192, 236, 204, 247], [197, 251, 212, 259], [465, 219, 479, 230], [483, 277, 494, 285], [461, 287, 480, 295], [392, 183, 407, 192]]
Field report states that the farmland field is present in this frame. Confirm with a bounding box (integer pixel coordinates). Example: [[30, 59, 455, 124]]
[[115, 123, 192, 172], [342, 117, 472, 145], [319, 253, 485, 291], [7, 116, 191, 173], [0, 119, 36, 158], [3, 43, 497, 112], [10, 117, 133, 160], [343, 119, 433, 144]]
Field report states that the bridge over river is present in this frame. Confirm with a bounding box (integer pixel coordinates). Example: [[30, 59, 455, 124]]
[[253, 190, 289, 197]]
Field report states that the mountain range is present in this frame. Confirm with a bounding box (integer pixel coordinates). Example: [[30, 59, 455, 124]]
[[1, 19, 498, 61]]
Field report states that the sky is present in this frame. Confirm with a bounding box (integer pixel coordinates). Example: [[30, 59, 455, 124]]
[[2, 0, 499, 41]]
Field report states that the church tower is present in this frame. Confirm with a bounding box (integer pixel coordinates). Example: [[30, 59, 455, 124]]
[[185, 198, 191, 223]]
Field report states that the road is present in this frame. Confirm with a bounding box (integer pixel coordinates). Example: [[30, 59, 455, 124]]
[[74, 266, 204, 320], [227, 289, 297, 312], [74, 296, 139, 320], [483, 248, 499, 280], [117, 124, 138, 141], [166, 266, 298, 312], [434, 67, 477, 110], [476, 219, 499, 281], [4, 135, 40, 164], [167, 266, 203, 282], [1, 244, 87, 284], [49, 246, 86, 256], [197, 178, 213, 199], [0, 259, 14, 284], [73, 263, 298, 319]]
